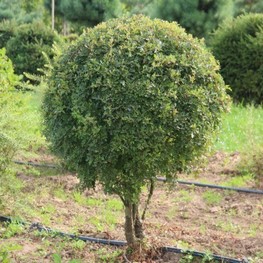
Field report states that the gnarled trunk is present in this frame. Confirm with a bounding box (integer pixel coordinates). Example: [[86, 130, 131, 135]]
[[133, 204, 144, 239], [124, 202, 136, 245], [124, 201, 145, 245]]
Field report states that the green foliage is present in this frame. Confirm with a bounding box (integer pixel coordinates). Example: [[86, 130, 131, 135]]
[[0, 48, 46, 176], [235, 0, 263, 15], [44, 0, 124, 28], [0, 20, 16, 49], [122, 0, 152, 15], [238, 146, 263, 186], [6, 22, 62, 78], [209, 14, 263, 105], [0, 48, 20, 89], [202, 190, 222, 205], [1, 221, 24, 238], [148, 0, 235, 38], [0, 243, 22, 263], [0, 0, 44, 24], [43, 15, 230, 204], [0, 48, 21, 172]]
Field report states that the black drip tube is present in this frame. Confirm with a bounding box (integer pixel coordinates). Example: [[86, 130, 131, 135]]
[[13, 160, 58, 168], [13, 160, 263, 195], [0, 216, 248, 263], [157, 177, 263, 195]]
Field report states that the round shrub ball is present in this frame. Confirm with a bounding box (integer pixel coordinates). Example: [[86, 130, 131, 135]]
[[6, 22, 62, 78], [209, 14, 263, 105], [43, 15, 230, 199]]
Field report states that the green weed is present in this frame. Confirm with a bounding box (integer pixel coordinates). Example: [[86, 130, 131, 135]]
[[89, 216, 104, 232], [222, 174, 254, 187], [105, 198, 123, 211], [70, 240, 86, 250], [176, 190, 193, 203], [86, 198, 102, 207], [202, 190, 222, 205], [41, 204, 56, 214], [0, 242, 22, 263], [73, 192, 86, 206], [96, 247, 122, 263], [1, 221, 24, 238], [216, 220, 241, 234], [53, 188, 68, 201]]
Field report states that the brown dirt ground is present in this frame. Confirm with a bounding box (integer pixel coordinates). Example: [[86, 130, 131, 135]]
[[1, 152, 263, 262]]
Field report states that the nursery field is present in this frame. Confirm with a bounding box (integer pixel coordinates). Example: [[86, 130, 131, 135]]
[[0, 90, 263, 262]]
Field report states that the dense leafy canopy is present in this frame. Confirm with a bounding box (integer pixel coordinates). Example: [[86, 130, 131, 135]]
[[44, 15, 230, 204], [209, 13, 263, 104]]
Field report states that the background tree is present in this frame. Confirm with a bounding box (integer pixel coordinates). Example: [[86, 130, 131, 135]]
[[235, 0, 263, 14], [44, 0, 124, 33], [121, 0, 152, 15], [209, 13, 263, 105], [147, 0, 235, 38], [0, 48, 21, 173], [0, 0, 45, 24], [43, 15, 230, 250], [6, 22, 62, 79]]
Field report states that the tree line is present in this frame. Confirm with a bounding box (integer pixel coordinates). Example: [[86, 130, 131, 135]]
[[0, 0, 262, 38]]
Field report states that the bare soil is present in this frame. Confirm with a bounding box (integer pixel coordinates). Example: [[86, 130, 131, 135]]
[[1, 152, 263, 262]]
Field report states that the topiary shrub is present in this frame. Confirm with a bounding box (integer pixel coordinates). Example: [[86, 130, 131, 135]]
[[5, 22, 62, 79], [43, 15, 230, 248], [209, 13, 263, 105]]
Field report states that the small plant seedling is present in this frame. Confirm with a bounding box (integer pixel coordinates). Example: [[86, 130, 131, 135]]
[[53, 188, 68, 201], [223, 174, 254, 187], [86, 198, 102, 207], [0, 243, 23, 263], [1, 221, 24, 238], [89, 217, 104, 232], [96, 248, 122, 263], [73, 192, 86, 206], [177, 190, 193, 203], [70, 240, 86, 250], [202, 190, 222, 205], [105, 198, 123, 211]]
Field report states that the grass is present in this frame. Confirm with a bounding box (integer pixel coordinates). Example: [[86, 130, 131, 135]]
[[222, 174, 254, 187], [202, 190, 223, 205], [214, 104, 263, 153]]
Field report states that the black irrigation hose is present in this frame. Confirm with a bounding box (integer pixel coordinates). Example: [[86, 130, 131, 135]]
[[0, 216, 247, 263], [13, 160, 263, 195], [13, 160, 58, 169], [157, 177, 263, 195]]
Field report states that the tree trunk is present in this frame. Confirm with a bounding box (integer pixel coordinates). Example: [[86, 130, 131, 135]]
[[63, 18, 69, 36], [124, 202, 135, 245], [133, 204, 144, 239], [51, 0, 55, 31]]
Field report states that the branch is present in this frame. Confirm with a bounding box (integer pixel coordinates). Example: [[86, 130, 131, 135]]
[[141, 179, 154, 220]]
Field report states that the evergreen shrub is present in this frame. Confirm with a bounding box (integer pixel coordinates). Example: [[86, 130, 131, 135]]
[[43, 15, 230, 244], [0, 20, 16, 49], [6, 22, 62, 78], [209, 13, 263, 105], [0, 48, 20, 172]]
